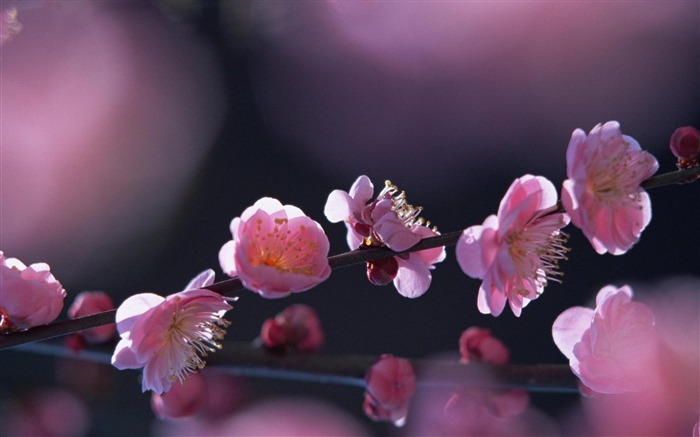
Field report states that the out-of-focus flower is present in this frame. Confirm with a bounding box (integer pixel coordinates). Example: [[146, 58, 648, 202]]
[[457, 175, 570, 317], [0, 6, 21, 46], [325, 176, 446, 298], [220, 197, 331, 299], [1, 387, 90, 437], [450, 327, 528, 421], [150, 370, 249, 431], [111, 269, 233, 394], [562, 121, 659, 255], [407, 350, 540, 436], [67, 291, 116, 344], [552, 284, 659, 395], [559, 278, 699, 436], [151, 372, 208, 420], [261, 304, 324, 352], [0, 251, 66, 332], [694, 417, 699, 437], [363, 354, 416, 427], [459, 327, 510, 365], [210, 397, 368, 436]]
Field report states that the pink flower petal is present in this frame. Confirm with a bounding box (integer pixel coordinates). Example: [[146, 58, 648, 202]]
[[183, 269, 215, 291], [324, 189, 354, 223], [457, 225, 486, 278], [394, 255, 432, 299], [115, 293, 164, 337], [551, 306, 594, 364]]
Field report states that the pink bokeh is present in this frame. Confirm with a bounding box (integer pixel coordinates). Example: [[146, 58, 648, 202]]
[[1, 2, 224, 275]]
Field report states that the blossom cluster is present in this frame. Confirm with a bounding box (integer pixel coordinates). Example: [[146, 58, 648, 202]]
[[325, 176, 446, 298], [1, 121, 696, 433]]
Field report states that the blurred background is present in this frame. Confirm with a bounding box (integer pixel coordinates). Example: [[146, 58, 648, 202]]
[[1, 0, 698, 435]]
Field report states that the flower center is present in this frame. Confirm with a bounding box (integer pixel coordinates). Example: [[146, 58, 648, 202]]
[[506, 221, 570, 297], [378, 180, 433, 230], [588, 141, 654, 205], [250, 218, 318, 276], [164, 303, 231, 384]]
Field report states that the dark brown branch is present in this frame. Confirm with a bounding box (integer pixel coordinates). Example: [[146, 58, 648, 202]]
[[0, 167, 695, 351]]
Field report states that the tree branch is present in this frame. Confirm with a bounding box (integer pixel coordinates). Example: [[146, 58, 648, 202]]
[[0, 167, 695, 351]]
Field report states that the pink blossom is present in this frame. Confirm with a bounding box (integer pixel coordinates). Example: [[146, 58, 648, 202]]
[[562, 121, 659, 255], [325, 176, 446, 298], [457, 175, 570, 317], [261, 304, 324, 352], [363, 354, 416, 427], [151, 372, 208, 420], [552, 284, 659, 395], [111, 269, 233, 394], [67, 291, 116, 344], [0, 251, 66, 332], [219, 197, 331, 299]]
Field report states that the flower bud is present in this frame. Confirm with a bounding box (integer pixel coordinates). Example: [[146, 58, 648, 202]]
[[669, 126, 700, 164], [366, 257, 399, 286]]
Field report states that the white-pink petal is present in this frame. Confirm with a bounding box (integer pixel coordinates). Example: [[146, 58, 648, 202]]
[[551, 306, 594, 365], [456, 225, 486, 279], [394, 256, 432, 299], [115, 293, 164, 337], [183, 269, 215, 291]]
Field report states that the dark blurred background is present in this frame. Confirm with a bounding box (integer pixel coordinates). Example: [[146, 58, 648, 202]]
[[1, 1, 698, 435]]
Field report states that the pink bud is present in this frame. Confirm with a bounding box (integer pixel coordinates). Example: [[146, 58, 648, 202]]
[[260, 304, 324, 352], [68, 291, 116, 344], [670, 126, 700, 163], [458, 327, 510, 365]]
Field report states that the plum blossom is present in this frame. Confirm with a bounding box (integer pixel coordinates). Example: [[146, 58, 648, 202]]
[[67, 291, 116, 344], [111, 269, 233, 394], [552, 284, 659, 395], [562, 121, 659, 255], [325, 176, 446, 298], [261, 304, 324, 352], [0, 251, 66, 332], [219, 197, 331, 299], [363, 354, 416, 427], [457, 175, 570, 317]]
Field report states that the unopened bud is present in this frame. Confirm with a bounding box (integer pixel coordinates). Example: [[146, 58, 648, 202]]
[[367, 257, 399, 286], [670, 126, 699, 165]]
